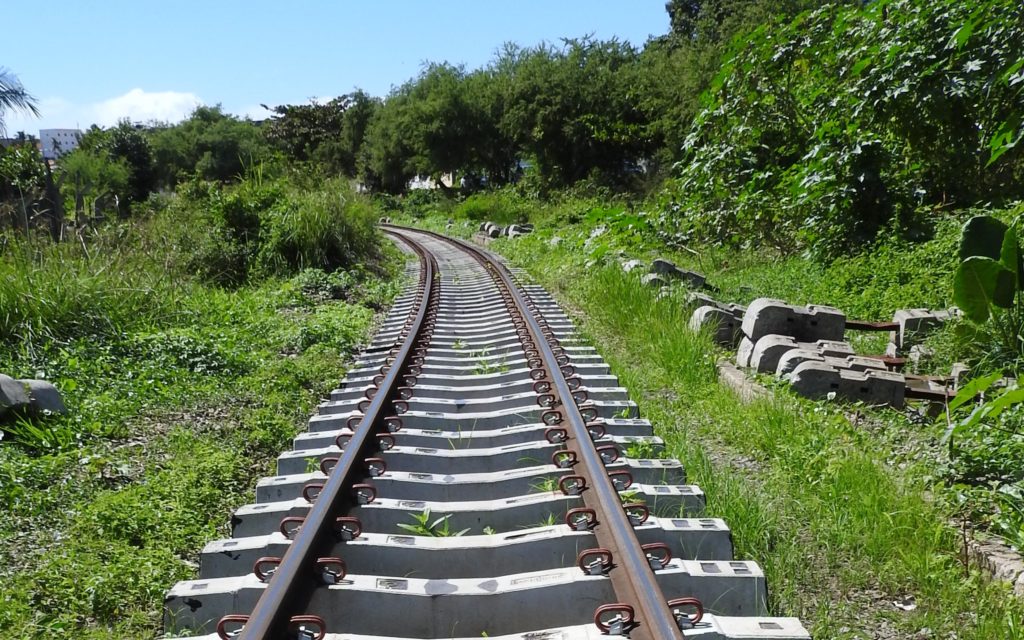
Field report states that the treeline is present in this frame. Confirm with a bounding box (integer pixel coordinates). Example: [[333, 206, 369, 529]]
[[2, 0, 1022, 258]]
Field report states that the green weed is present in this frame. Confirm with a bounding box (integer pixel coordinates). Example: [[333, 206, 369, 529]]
[[397, 509, 469, 537]]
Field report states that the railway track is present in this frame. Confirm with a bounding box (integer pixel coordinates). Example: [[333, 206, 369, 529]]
[[164, 226, 811, 640]]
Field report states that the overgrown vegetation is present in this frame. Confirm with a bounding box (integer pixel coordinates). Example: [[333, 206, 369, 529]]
[[469, 215, 1024, 638], [1, 0, 1023, 637], [0, 167, 399, 637]]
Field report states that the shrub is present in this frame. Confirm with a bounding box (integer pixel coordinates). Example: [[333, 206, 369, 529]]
[[258, 185, 378, 275], [662, 0, 1024, 258], [170, 176, 384, 285], [453, 191, 529, 224]]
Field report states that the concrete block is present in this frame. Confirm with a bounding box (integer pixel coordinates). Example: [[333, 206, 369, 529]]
[[19, 380, 67, 415], [0, 374, 30, 415], [749, 335, 798, 373], [789, 361, 905, 408], [641, 273, 667, 288], [690, 306, 743, 348], [650, 258, 706, 290], [776, 350, 886, 377], [891, 308, 956, 351], [775, 349, 825, 377], [621, 259, 644, 273], [736, 337, 756, 368], [741, 298, 845, 343]]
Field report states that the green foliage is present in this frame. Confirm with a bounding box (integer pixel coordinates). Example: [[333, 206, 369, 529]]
[[941, 374, 1024, 549], [0, 228, 181, 350], [453, 192, 528, 224], [396, 508, 469, 537], [664, 0, 1024, 258], [952, 211, 1024, 366], [264, 92, 380, 176], [0, 67, 39, 135], [172, 174, 383, 286], [0, 183, 399, 637], [105, 121, 157, 204], [58, 148, 130, 221], [148, 105, 274, 187]]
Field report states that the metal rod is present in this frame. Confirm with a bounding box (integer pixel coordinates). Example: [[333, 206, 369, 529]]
[[240, 234, 436, 640], [390, 226, 685, 640]]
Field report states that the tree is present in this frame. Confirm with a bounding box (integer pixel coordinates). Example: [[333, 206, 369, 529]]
[[264, 91, 380, 176], [0, 68, 39, 135], [106, 120, 156, 205], [58, 148, 130, 222], [148, 105, 273, 186], [0, 143, 46, 230], [499, 38, 650, 190]]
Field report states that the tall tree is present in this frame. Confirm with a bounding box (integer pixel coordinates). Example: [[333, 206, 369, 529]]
[[0, 68, 39, 135], [106, 120, 156, 205]]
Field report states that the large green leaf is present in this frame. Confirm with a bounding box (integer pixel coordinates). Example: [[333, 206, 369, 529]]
[[948, 371, 1002, 413], [1000, 223, 1024, 288], [959, 215, 1008, 262], [953, 256, 1016, 322]]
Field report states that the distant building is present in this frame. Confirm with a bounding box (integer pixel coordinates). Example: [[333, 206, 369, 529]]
[[408, 173, 454, 190], [40, 129, 82, 159]]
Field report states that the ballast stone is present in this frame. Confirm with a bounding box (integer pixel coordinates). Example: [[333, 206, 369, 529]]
[[788, 361, 905, 408], [741, 298, 845, 343]]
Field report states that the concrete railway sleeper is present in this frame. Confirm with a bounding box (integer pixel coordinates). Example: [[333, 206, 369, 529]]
[[164, 227, 810, 639]]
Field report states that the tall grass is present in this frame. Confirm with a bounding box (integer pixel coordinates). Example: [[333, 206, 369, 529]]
[[0, 228, 183, 351], [259, 184, 379, 274], [497, 236, 1024, 639]]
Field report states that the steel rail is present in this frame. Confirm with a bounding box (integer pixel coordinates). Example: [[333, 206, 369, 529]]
[[237, 233, 436, 640], [385, 225, 686, 640]]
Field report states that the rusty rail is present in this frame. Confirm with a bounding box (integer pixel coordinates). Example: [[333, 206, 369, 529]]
[[235, 233, 437, 640], [387, 225, 688, 639]]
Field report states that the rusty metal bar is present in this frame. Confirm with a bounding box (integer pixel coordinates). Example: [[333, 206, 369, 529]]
[[238, 234, 436, 640], [846, 320, 899, 332]]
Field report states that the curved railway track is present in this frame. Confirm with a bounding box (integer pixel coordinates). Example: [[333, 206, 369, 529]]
[[164, 226, 811, 640]]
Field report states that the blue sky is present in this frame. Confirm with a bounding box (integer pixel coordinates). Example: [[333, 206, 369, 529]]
[[4, 1, 669, 134]]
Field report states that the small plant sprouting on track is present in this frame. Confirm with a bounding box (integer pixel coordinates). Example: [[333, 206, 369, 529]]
[[452, 338, 466, 350], [305, 457, 320, 474], [397, 509, 470, 537], [615, 406, 633, 419], [482, 525, 497, 535], [624, 440, 663, 460], [532, 513, 558, 528], [619, 490, 643, 504], [529, 476, 559, 493]]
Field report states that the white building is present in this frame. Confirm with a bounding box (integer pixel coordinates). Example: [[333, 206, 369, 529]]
[[40, 129, 82, 159]]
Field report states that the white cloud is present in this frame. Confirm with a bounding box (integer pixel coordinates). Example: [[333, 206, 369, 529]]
[[90, 88, 202, 126], [4, 89, 203, 134], [236, 103, 273, 121]]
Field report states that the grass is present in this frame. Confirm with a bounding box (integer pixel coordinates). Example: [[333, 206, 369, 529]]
[[0, 180, 401, 639], [489, 225, 1024, 639]]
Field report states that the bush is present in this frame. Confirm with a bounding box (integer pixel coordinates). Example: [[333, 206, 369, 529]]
[[0, 228, 182, 349], [662, 0, 1024, 259], [171, 176, 384, 285], [258, 186, 378, 275], [453, 191, 530, 224]]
